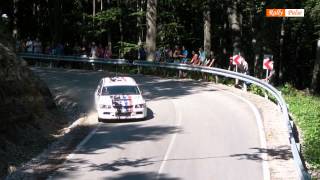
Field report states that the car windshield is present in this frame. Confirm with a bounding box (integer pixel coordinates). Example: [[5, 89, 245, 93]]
[[101, 86, 140, 95]]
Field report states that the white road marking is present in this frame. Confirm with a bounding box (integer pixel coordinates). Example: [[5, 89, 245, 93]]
[[219, 88, 270, 180], [156, 100, 182, 179], [47, 118, 101, 180], [65, 123, 102, 160]]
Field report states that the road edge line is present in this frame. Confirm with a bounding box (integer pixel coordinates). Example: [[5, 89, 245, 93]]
[[156, 100, 182, 179], [219, 88, 271, 180], [47, 114, 101, 180]]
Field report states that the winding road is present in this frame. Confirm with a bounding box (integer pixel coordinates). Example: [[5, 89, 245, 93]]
[[33, 67, 267, 180]]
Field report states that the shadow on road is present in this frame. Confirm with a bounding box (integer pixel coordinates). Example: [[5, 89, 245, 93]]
[[99, 108, 154, 123], [230, 146, 293, 161], [105, 172, 181, 180], [32, 67, 220, 109], [52, 123, 182, 179], [78, 124, 182, 153]]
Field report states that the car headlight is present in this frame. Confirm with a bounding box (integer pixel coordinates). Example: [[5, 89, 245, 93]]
[[99, 104, 112, 109], [135, 103, 145, 108]]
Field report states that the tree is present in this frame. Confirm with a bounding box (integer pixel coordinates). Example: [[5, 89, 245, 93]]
[[227, 0, 241, 55], [146, 0, 157, 61], [203, 0, 211, 57], [311, 39, 320, 92], [307, 0, 320, 92]]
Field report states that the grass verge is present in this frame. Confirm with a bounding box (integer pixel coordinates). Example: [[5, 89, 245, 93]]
[[279, 84, 320, 174]]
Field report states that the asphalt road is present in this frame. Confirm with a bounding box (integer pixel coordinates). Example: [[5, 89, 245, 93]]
[[33, 67, 265, 180]]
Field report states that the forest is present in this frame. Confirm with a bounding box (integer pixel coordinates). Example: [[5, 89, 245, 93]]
[[0, 0, 320, 92]]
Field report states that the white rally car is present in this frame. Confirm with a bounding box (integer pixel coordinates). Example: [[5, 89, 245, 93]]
[[95, 77, 147, 121]]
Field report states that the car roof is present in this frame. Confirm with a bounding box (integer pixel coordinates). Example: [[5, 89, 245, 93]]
[[102, 77, 137, 86]]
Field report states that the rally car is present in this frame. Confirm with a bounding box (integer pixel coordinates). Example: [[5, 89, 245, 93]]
[[95, 76, 147, 121]]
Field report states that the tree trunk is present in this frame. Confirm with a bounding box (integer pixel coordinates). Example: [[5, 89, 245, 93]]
[[311, 39, 320, 92], [118, 0, 123, 58], [276, 18, 285, 84], [12, 0, 18, 38], [137, 0, 143, 45], [93, 0, 96, 26], [119, 17, 123, 58], [228, 0, 240, 55], [50, 0, 62, 43], [203, 2, 211, 57], [146, 0, 157, 61]]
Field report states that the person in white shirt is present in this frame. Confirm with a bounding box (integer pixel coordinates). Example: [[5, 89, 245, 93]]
[[26, 37, 33, 53], [33, 38, 42, 53]]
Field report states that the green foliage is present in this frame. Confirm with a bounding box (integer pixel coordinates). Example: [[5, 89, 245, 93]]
[[249, 84, 265, 97], [94, 8, 122, 22], [129, 11, 146, 17], [280, 84, 320, 170], [115, 41, 139, 58]]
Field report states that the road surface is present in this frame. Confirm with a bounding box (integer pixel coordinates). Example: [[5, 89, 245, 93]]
[[33, 67, 266, 180]]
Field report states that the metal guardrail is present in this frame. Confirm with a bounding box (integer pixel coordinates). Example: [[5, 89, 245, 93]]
[[18, 53, 131, 65], [18, 53, 311, 180]]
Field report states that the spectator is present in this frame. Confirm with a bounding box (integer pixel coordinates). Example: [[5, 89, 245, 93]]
[[56, 43, 64, 55], [44, 43, 51, 54], [198, 47, 206, 65], [155, 48, 161, 62], [20, 39, 26, 52], [236, 56, 249, 90], [263, 66, 275, 84], [90, 42, 98, 58], [26, 37, 33, 53], [179, 45, 188, 63], [104, 45, 112, 59], [96, 44, 103, 58], [138, 45, 146, 60], [190, 50, 199, 65], [33, 38, 42, 53], [64, 42, 73, 55], [205, 50, 215, 67], [173, 45, 181, 63], [73, 42, 81, 55], [80, 43, 87, 57], [165, 46, 173, 63]]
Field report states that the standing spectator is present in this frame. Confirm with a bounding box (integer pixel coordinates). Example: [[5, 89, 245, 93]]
[[90, 42, 98, 58], [198, 47, 206, 65], [165, 46, 173, 63], [179, 45, 189, 63], [263, 65, 275, 84], [155, 48, 161, 62], [173, 45, 181, 63], [138, 45, 146, 60], [56, 43, 64, 55], [64, 42, 73, 55], [44, 43, 51, 54], [205, 50, 215, 67], [80, 43, 87, 57], [190, 50, 199, 65], [236, 56, 249, 90], [20, 39, 26, 52], [104, 45, 112, 59], [26, 37, 33, 53], [73, 42, 81, 55], [97, 43, 104, 58], [33, 38, 42, 53]]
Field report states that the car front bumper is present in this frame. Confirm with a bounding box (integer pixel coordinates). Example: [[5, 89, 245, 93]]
[[97, 108, 147, 120]]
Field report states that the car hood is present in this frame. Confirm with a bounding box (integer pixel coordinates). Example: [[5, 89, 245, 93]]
[[98, 95, 144, 106]]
